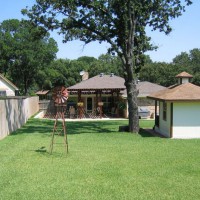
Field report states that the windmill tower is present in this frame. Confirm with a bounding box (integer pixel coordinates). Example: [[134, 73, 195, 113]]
[[49, 86, 69, 154]]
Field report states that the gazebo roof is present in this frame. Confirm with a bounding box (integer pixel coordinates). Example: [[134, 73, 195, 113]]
[[68, 74, 126, 91], [148, 82, 200, 101], [175, 71, 193, 78]]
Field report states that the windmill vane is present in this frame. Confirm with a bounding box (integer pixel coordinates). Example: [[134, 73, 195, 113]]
[[52, 86, 69, 105]]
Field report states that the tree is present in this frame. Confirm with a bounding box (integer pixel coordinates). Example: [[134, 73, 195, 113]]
[[0, 19, 20, 75], [140, 62, 179, 87], [173, 48, 200, 85], [189, 48, 200, 74], [0, 19, 58, 95], [80, 54, 123, 77], [23, 0, 192, 132]]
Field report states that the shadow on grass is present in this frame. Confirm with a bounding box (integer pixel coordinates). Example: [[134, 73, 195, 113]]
[[35, 146, 47, 153], [138, 128, 154, 137], [139, 128, 165, 138], [67, 121, 118, 134], [11, 118, 128, 136], [11, 118, 158, 138], [34, 146, 69, 158]]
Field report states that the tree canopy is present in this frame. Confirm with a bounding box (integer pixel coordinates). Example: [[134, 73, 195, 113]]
[[0, 19, 58, 95], [23, 0, 192, 132]]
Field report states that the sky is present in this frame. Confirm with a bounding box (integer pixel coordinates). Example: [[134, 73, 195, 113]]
[[1, 0, 200, 63]]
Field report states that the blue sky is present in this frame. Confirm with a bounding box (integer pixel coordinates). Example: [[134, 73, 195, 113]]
[[1, 1, 200, 62]]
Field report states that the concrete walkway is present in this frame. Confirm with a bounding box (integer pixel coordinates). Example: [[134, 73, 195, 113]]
[[34, 111, 127, 121]]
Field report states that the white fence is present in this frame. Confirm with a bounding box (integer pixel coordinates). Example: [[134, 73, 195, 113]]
[[0, 96, 39, 140]]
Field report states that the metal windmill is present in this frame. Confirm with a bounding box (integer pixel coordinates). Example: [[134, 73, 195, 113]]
[[49, 86, 69, 154]]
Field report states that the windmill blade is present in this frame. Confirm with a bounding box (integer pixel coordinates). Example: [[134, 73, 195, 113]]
[[52, 86, 69, 105]]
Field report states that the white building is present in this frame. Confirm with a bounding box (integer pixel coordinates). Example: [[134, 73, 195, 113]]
[[148, 72, 200, 139], [0, 73, 19, 96]]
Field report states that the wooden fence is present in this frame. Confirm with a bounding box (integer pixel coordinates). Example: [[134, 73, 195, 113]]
[[0, 96, 39, 140]]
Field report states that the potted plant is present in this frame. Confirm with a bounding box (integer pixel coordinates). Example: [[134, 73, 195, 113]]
[[118, 101, 126, 110], [118, 101, 127, 118], [98, 101, 104, 106], [77, 102, 84, 107]]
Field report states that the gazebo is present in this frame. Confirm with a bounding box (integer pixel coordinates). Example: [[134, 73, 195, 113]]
[[148, 72, 200, 138]]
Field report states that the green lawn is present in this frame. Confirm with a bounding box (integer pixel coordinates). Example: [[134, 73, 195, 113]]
[[0, 119, 200, 200]]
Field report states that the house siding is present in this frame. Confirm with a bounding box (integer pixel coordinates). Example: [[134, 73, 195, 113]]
[[155, 101, 171, 138], [0, 79, 15, 96], [173, 102, 200, 138]]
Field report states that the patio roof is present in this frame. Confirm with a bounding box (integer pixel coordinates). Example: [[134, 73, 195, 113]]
[[68, 74, 126, 92], [148, 82, 200, 101]]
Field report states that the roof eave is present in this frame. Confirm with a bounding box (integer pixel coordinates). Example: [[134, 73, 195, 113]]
[[68, 88, 125, 91], [147, 96, 200, 102], [0, 74, 19, 91]]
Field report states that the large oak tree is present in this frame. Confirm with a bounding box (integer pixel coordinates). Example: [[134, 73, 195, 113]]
[[23, 0, 192, 132]]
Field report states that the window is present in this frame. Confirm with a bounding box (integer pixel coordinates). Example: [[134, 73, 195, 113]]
[[102, 96, 116, 113], [87, 97, 93, 111], [163, 102, 167, 121]]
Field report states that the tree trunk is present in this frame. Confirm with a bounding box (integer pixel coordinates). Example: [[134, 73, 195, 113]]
[[122, 38, 139, 133], [121, 49, 139, 133], [125, 78, 139, 133], [123, 2, 139, 133]]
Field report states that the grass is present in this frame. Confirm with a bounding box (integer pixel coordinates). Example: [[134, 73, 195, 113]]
[[0, 118, 200, 199]]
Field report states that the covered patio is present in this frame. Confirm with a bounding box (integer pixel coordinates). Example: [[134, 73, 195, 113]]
[[66, 74, 126, 119]]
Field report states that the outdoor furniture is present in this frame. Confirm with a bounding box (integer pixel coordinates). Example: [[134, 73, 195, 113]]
[[69, 106, 76, 118], [111, 107, 118, 117]]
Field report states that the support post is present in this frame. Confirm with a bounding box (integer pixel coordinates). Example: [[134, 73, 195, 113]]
[[49, 105, 68, 154]]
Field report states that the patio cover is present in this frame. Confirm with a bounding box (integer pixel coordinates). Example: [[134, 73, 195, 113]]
[[68, 74, 126, 95]]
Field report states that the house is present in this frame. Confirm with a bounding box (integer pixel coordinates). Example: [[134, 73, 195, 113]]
[[36, 90, 51, 100], [148, 72, 200, 139], [0, 73, 19, 96], [121, 81, 166, 118], [67, 73, 126, 118], [67, 73, 166, 119]]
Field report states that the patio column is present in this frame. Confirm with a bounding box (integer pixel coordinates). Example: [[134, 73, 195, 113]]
[[99, 90, 102, 119], [96, 91, 98, 108], [155, 100, 157, 116], [99, 90, 102, 100], [78, 90, 82, 119], [116, 90, 120, 117], [155, 100, 159, 127], [111, 91, 114, 108]]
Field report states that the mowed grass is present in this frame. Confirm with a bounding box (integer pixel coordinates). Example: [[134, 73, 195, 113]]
[[0, 119, 200, 200]]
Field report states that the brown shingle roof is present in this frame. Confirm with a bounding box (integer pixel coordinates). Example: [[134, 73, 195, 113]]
[[68, 74, 126, 90], [137, 81, 166, 97], [148, 83, 200, 101], [121, 81, 166, 97], [176, 71, 193, 78]]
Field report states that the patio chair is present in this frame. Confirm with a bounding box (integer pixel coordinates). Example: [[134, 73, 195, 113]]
[[69, 106, 76, 118], [111, 107, 118, 117]]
